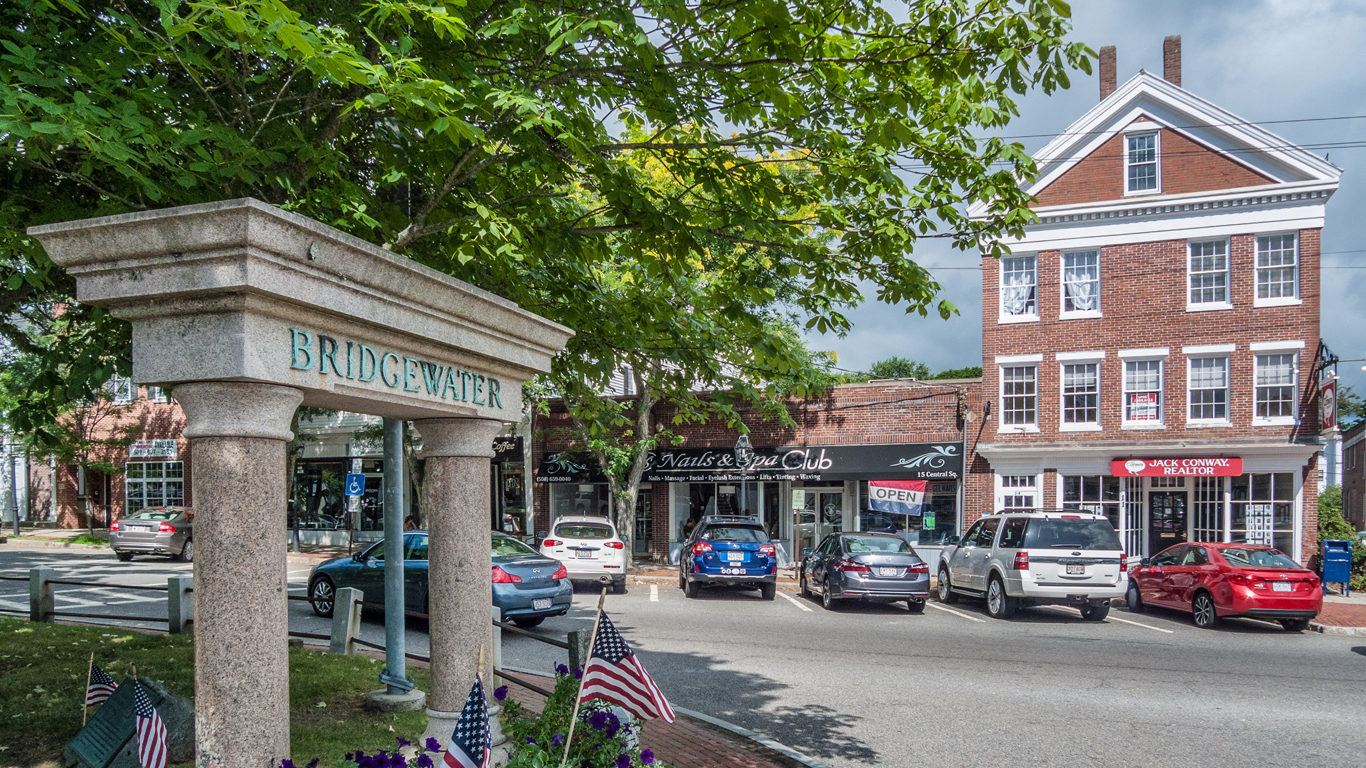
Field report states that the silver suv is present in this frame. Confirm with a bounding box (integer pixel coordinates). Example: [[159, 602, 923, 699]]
[[936, 512, 1127, 620]]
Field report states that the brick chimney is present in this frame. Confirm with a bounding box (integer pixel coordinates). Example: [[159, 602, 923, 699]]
[[1163, 35, 1182, 87], [1099, 45, 1117, 100]]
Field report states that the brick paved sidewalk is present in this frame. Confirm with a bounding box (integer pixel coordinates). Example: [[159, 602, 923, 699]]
[[501, 671, 808, 768], [1313, 600, 1366, 629]]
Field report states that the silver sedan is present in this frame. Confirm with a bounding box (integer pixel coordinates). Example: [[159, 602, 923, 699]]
[[109, 507, 194, 562]]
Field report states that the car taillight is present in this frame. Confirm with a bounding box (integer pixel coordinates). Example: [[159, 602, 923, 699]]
[[110, 521, 120, 532], [1227, 573, 1250, 587], [907, 563, 929, 574], [541, 539, 562, 547], [693, 542, 712, 554], [1120, 556, 1128, 573], [551, 564, 568, 580], [1308, 575, 1321, 589], [158, 522, 176, 533], [835, 559, 869, 573], [758, 544, 776, 556], [491, 566, 521, 583], [604, 541, 624, 549], [1012, 551, 1029, 570]]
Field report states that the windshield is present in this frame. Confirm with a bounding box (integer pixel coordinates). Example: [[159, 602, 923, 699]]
[[555, 523, 614, 540], [699, 526, 767, 543], [1022, 519, 1122, 550], [492, 534, 539, 558], [126, 509, 181, 521], [1220, 548, 1301, 568], [842, 536, 914, 555]]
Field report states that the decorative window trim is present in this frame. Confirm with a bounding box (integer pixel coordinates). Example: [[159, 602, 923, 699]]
[[1122, 357, 1165, 428], [996, 353, 1044, 364], [1249, 340, 1305, 351], [1252, 351, 1299, 426], [1123, 130, 1161, 196], [998, 254, 1039, 323], [1059, 360, 1101, 432], [1056, 350, 1106, 361], [1181, 344, 1235, 354], [1187, 239, 1232, 311], [1059, 250, 1102, 319], [1254, 232, 1301, 308], [1185, 354, 1231, 426], [998, 364, 1039, 434], [1118, 347, 1170, 358]]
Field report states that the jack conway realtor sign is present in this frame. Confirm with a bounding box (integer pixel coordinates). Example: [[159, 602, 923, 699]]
[[1111, 457, 1244, 477], [536, 443, 963, 483]]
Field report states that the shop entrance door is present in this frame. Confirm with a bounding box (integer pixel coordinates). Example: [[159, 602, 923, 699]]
[[796, 489, 844, 556], [1148, 492, 1188, 555]]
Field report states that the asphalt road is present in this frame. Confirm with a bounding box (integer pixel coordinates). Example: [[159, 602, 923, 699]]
[[5, 546, 1366, 767]]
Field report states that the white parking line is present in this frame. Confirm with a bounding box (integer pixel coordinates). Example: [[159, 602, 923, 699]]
[[650, 585, 659, 602], [778, 591, 813, 613], [1044, 605, 1175, 634], [925, 601, 985, 622]]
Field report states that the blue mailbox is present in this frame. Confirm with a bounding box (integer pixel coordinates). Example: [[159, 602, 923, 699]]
[[1322, 539, 1352, 596]]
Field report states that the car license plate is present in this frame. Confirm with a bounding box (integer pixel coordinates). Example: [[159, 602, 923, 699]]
[[726, 552, 744, 562], [878, 567, 897, 577], [574, 549, 594, 559], [1273, 582, 1292, 592], [532, 598, 551, 610], [1066, 564, 1085, 575]]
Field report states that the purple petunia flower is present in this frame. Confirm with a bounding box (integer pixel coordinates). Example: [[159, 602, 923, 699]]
[[396, 737, 411, 748], [281, 760, 296, 768], [415, 756, 433, 768], [424, 738, 442, 753], [589, 711, 608, 730], [551, 733, 564, 748], [604, 712, 621, 738], [615, 755, 632, 768], [307, 760, 319, 768], [526, 737, 537, 745], [556, 663, 569, 675], [641, 749, 655, 765], [572, 667, 583, 680], [494, 686, 507, 701]]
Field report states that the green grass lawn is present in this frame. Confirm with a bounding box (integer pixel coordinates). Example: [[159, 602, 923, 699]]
[[0, 618, 431, 767]]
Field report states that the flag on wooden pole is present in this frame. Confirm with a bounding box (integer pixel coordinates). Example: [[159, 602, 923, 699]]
[[133, 679, 168, 768], [577, 613, 675, 722]]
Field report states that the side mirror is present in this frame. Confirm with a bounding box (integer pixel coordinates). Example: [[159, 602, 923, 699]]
[[1140, 557, 1151, 566], [802, 548, 812, 556], [352, 552, 364, 562], [946, 535, 960, 545]]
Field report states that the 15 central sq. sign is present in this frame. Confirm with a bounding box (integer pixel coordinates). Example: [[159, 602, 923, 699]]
[[288, 328, 505, 411]]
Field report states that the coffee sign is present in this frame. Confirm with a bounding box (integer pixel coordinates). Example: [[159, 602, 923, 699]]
[[1111, 457, 1243, 477]]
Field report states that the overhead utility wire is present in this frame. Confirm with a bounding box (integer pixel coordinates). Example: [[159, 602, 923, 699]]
[[988, 113, 1366, 143]]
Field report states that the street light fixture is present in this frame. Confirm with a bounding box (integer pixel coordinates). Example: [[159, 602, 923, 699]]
[[733, 434, 753, 518]]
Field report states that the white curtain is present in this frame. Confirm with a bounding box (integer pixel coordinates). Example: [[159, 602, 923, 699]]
[[1064, 268, 1098, 311], [1002, 270, 1034, 315]]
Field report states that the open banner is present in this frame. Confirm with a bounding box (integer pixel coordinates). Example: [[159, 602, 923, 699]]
[[868, 480, 928, 517]]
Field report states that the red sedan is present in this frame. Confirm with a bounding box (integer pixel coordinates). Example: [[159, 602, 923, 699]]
[[1126, 543, 1322, 631]]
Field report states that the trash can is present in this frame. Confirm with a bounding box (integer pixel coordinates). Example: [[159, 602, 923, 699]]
[[1322, 539, 1353, 596]]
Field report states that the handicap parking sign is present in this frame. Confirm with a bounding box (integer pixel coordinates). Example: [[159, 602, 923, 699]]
[[344, 473, 366, 496]]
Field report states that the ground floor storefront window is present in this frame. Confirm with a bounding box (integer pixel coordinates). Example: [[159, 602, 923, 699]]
[[856, 481, 959, 546], [125, 461, 184, 510], [551, 483, 612, 520]]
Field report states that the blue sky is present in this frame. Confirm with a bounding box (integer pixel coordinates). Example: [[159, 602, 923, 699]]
[[808, 0, 1366, 391]]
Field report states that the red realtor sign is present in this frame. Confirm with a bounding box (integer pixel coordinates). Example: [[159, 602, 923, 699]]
[[1111, 457, 1243, 477]]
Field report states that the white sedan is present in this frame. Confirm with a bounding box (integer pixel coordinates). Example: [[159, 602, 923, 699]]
[[539, 516, 628, 594]]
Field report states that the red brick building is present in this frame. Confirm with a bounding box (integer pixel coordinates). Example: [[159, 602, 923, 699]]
[[532, 380, 986, 564], [968, 38, 1339, 563], [1340, 419, 1365, 531]]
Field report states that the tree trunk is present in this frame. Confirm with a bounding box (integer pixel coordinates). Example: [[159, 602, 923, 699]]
[[402, 423, 427, 527], [581, 370, 658, 572]]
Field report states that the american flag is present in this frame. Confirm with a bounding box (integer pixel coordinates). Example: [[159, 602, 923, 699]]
[[441, 674, 490, 768], [85, 664, 118, 706], [133, 680, 168, 768], [578, 613, 675, 722]]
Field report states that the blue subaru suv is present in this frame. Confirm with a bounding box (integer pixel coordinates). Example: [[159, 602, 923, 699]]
[[679, 516, 778, 600]]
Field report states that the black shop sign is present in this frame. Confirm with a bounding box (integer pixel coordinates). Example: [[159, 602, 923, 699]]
[[641, 442, 962, 483]]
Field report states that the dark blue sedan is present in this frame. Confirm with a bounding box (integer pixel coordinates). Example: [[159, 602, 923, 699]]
[[307, 530, 573, 628]]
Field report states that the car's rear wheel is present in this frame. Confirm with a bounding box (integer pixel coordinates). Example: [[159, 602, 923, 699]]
[[678, 571, 686, 591], [684, 575, 698, 599], [1080, 600, 1110, 621], [1192, 591, 1219, 629], [759, 582, 776, 601], [115, 552, 134, 562], [309, 576, 335, 618], [1280, 618, 1311, 633], [512, 616, 545, 629], [986, 576, 1016, 619], [178, 539, 194, 563], [937, 567, 958, 604], [821, 584, 837, 611], [612, 578, 626, 595], [907, 598, 925, 613], [799, 572, 811, 598], [1126, 581, 1144, 613]]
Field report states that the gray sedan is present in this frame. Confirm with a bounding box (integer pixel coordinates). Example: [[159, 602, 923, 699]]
[[799, 532, 930, 612], [109, 507, 194, 562]]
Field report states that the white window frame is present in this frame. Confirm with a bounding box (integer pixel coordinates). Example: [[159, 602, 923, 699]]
[[1185, 352, 1231, 426], [1252, 344, 1301, 426], [1254, 232, 1301, 307], [997, 355, 1041, 433], [1060, 250, 1102, 319], [1059, 356, 1102, 432], [998, 254, 1038, 323], [146, 386, 173, 404], [1121, 354, 1165, 429], [107, 375, 136, 404], [1187, 239, 1232, 311], [996, 473, 1042, 513], [1123, 130, 1160, 195]]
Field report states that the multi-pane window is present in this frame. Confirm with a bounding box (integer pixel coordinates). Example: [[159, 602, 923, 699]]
[[1123, 359, 1163, 423], [1062, 251, 1100, 313], [1126, 133, 1158, 192], [1191, 477, 1224, 543], [1000, 256, 1037, 318], [125, 461, 185, 510], [1231, 473, 1295, 555], [1062, 363, 1099, 425], [1001, 365, 1037, 427], [147, 386, 172, 404], [1255, 353, 1297, 420], [1188, 356, 1229, 421], [1000, 475, 1037, 512], [1189, 240, 1229, 306], [107, 375, 136, 404], [1062, 475, 1122, 532], [1256, 234, 1298, 301]]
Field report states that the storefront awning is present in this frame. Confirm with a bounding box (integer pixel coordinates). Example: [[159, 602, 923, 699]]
[[643, 442, 963, 483]]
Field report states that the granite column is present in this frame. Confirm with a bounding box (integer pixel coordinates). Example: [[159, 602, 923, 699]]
[[415, 418, 506, 744], [175, 382, 304, 768]]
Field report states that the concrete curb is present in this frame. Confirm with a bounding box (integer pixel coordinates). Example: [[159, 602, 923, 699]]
[[1309, 622, 1364, 636], [501, 666, 829, 768], [0, 539, 108, 551]]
